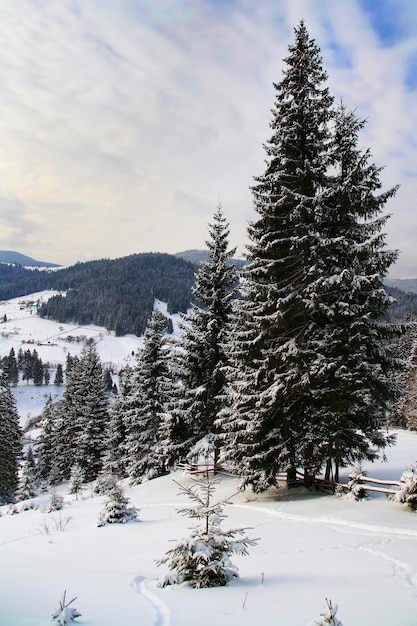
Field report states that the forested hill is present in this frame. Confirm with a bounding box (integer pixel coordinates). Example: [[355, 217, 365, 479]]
[[1, 253, 196, 336], [384, 285, 417, 321], [1, 251, 417, 335]]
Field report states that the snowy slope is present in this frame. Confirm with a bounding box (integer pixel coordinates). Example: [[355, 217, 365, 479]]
[[1, 292, 182, 427], [1, 292, 417, 625], [0, 432, 417, 626]]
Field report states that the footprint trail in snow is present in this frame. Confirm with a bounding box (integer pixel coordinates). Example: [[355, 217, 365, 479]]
[[131, 575, 170, 626]]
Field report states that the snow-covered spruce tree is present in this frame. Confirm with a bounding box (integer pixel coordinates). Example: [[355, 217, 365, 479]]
[[218, 21, 334, 491], [35, 395, 60, 486], [97, 483, 140, 525], [17, 446, 37, 501], [54, 345, 110, 482], [301, 104, 401, 482], [309, 598, 343, 626], [0, 371, 22, 503], [157, 475, 257, 588], [124, 308, 171, 483], [166, 205, 238, 466], [395, 464, 417, 510], [45, 489, 64, 512], [219, 22, 400, 491], [67, 463, 85, 499], [394, 331, 417, 430], [102, 365, 133, 479]]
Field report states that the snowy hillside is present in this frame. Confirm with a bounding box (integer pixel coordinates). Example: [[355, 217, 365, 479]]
[[1, 291, 417, 625], [0, 430, 417, 626], [0, 291, 182, 426]]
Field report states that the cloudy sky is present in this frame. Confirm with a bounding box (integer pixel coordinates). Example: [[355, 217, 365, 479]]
[[0, 0, 416, 276]]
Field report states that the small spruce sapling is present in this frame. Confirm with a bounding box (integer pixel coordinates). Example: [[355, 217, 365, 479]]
[[67, 464, 85, 500], [52, 590, 81, 625], [94, 472, 118, 495], [345, 464, 368, 500], [97, 483, 139, 526], [45, 489, 64, 512], [156, 474, 258, 588], [395, 464, 417, 510], [310, 598, 343, 626]]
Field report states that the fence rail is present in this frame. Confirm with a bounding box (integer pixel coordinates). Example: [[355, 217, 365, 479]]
[[177, 463, 403, 497]]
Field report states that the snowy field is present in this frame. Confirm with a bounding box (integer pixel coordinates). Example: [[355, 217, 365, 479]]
[[1, 291, 180, 428], [1, 292, 417, 625], [0, 432, 417, 626]]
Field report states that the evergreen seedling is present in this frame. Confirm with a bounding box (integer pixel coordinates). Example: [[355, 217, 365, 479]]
[[52, 590, 81, 625], [157, 474, 258, 588], [97, 483, 139, 526]]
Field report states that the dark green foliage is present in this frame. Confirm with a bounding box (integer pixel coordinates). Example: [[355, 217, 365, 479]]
[[17, 446, 37, 501], [168, 206, 238, 463], [54, 363, 64, 386], [38, 253, 195, 336], [221, 22, 401, 491], [53, 346, 110, 482], [0, 348, 18, 386], [1, 252, 195, 336], [0, 264, 54, 300], [383, 286, 417, 321], [0, 373, 22, 503], [125, 308, 171, 483], [35, 396, 60, 485]]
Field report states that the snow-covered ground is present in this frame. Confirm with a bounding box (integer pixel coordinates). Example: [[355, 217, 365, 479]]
[[0, 431, 417, 626], [1, 292, 417, 625], [0, 290, 146, 371]]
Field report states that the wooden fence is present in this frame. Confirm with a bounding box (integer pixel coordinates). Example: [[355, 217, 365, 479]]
[[342, 474, 401, 496], [177, 463, 403, 498]]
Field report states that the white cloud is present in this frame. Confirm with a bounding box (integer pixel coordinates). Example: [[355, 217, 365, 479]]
[[0, 0, 416, 275]]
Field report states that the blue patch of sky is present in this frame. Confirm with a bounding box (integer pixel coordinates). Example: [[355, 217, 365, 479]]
[[405, 51, 417, 91], [358, 0, 408, 47], [321, 19, 352, 69]]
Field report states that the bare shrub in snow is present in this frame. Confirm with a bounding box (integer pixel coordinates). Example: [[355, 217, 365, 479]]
[[157, 475, 258, 588]]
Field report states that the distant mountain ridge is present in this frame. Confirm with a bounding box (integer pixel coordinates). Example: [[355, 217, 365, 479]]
[[385, 278, 417, 294], [175, 249, 246, 270], [0, 250, 60, 267], [1, 250, 417, 334], [0, 252, 196, 336]]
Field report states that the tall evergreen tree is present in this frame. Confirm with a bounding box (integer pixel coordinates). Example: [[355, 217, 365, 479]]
[[54, 363, 64, 386], [17, 446, 37, 501], [304, 104, 401, 481], [125, 308, 171, 483], [102, 366, 134, 478], [0, 372, 22, 503], [167, 206, 238, 464], [54, 346, 109, 482], [35, 395, 60, 485], [32, 351, 44, 386], [219, 21, 333, 490], [220, 22, 400, 491], [1, 348, 18, 386]]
